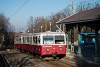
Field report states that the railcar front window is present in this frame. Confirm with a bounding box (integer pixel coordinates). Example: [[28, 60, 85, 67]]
[[55, 36, 64, 44], [43, 36, 53, 44]]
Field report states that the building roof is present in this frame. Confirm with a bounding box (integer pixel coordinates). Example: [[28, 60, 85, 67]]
[[57, 7, 100, 24]]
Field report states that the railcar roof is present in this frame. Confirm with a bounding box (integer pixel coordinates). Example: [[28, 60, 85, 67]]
[[19, 31, 65, 36], [33, 31, 65, 34], [19, 33, 33, 36]]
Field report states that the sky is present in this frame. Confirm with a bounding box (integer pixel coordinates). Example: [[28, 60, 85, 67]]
[[0, 0, 100, 31]]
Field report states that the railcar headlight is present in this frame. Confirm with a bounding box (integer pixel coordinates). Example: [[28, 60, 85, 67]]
[[46, 48, 49, 51], [60, 48, 62, 51]]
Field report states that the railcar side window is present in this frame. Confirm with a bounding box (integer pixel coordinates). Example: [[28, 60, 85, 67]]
[[33, 37, 38, 44], [23, 37, 28, 44], [19, 38, 21, 43], [43, 36, 53, 44], [23, 37, 25, 43], [27, 37, 30, 44], [55, 36, 64, 44], [30, 37, 32, 44], [20, 37, 23, 44], [38, 36, 40, 44], [14, 38, 19, 44]]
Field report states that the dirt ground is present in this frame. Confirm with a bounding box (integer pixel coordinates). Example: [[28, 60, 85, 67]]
[[0, 49, 74, 67]]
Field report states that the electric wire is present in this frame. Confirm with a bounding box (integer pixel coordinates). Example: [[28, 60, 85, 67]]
[[9, 0, 30, 18]]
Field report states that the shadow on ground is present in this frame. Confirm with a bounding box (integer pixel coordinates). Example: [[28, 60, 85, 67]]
[[73, 45, 100, 67], [74, 55, 100, 67]]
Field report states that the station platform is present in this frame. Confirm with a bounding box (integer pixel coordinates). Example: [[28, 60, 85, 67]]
[[64, 52, 100, 67]]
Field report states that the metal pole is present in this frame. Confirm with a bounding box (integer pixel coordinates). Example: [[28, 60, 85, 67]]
[[94, 26, 100, 63], [50, 22, 51, 31], [45, 23, 47, 32], [41, 26, 42, 32], [63, 24, 65, 32], [28, 30, 29, 33], [78, 24, 81, 54], [33, 28, 34, 33], [60, 24, 61, 31], [66, 31, 69, 53]]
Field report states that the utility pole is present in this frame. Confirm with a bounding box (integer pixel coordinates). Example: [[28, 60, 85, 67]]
[[41, 26, 43, 32], [45, 22, 47, 32], [72, 0, 74, 15], [28, 30, 29, 33], [50, 22, 51, 31], [33, 28, 34, 33]]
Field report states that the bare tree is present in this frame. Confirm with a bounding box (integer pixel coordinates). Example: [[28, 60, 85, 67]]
[[0, 14, 15, 49], [27, 16, 34, 32], [93, 2, 100, 8], [63, 4, 72, 16], [26, 1, 100, 33], [27, 16, 49, 33], [76, 1, 100, 13], [26, 10, 68, 32]]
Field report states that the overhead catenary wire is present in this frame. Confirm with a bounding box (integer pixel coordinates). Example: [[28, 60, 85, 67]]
[[9, 0, 30, 18]]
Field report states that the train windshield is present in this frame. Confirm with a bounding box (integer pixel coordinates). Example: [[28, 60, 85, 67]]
[[55, 36, 65, 44], [43, 36, 53, 44]]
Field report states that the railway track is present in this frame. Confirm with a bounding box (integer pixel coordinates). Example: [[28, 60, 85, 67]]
[[46, 59, 76, 67], [0, 49, 75, 67]]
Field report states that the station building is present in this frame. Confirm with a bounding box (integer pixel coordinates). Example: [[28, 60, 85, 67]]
[[57, 7, 100, 63]]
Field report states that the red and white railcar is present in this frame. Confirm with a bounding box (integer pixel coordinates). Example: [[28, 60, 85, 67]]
[[14, 31, 66, 58]]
